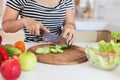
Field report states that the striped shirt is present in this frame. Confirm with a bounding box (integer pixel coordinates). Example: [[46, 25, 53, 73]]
[[6, 0, 73, 42]]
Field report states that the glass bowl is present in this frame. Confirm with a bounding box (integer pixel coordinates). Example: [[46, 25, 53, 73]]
[[85, 45, 119, 70]]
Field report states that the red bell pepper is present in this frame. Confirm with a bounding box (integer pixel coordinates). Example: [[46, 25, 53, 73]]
[[0, 46, 9, 66]]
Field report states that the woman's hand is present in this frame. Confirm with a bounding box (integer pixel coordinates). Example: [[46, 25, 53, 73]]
[[62, 23, 76, 45], [22, 17, 49, 35]]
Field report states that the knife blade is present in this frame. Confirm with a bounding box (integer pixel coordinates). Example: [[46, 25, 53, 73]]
[[42, 32, 67, 45]]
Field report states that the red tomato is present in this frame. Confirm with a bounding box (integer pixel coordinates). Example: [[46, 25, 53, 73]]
[[0, 58, 21, 80], [14, 41, 26, 52]]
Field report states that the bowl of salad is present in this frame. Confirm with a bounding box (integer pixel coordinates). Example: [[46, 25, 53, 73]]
[[85, 40, 120, 70]]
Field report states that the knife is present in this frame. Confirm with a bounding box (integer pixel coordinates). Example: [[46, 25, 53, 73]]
[[42, 32, 67, 45]]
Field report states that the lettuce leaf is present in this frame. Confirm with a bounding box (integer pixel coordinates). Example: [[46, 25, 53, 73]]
[[111, 32, 120, 40], [98, 40, 114, 53]]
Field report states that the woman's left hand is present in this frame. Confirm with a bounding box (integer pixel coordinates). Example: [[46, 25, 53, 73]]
[[62, 24, 76, 45]]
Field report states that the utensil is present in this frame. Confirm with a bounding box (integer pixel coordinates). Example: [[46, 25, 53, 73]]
[[42, 32, 67, 45]]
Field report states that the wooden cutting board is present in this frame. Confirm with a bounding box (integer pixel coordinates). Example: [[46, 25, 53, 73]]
[[27, 44, 88, 65]]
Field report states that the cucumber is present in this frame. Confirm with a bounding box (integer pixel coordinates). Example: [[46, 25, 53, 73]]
[[56, 48, 63, 53], [60, 44, 69, 49], [35, 45, 65, 54], [55, 45, 62, 49], [50, 48, 58, 53], [3, 45, 22, 56], [36, 47, 50, 54], [36, 48, 45, 54], [44, 47, 50, 54]]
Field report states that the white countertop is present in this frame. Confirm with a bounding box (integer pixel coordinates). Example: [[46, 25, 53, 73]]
[[0, 42, 120, 80]]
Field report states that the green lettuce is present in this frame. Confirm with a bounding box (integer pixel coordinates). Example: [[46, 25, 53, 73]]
[[111, 32, 120, 40]]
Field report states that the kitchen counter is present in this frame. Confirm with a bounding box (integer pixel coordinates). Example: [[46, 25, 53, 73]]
[[0, 42, 120, 80]]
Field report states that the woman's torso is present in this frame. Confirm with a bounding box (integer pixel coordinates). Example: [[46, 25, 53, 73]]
[[7, 0, 73, 42]]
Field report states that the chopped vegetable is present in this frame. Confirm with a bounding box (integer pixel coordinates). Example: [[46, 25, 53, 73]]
[[3, 45, 22, 57], [35, 44, 66, 54], [98, 40, 120, 54], [14, 41, 26, 52], [111, 32, 120, 41], [0, 46, 9, 66]]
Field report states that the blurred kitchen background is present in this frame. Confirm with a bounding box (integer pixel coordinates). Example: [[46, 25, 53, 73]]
[[0, 0, 120, 42]]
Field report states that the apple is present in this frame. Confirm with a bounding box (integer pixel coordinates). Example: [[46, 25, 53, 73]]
[[18, 52, 37, 71], [0, 58, 21, 80]]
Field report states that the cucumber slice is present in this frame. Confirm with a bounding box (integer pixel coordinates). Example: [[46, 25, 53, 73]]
[[49, 46, 56, 48], [60, 44, 69, 49], [44, 47, 50, 54], [36, 48, 45, 54], [50, 48, 58, 53], [55, 45, 62, 49], [36, 44, 65, 54], [56, 48, 63, 53]]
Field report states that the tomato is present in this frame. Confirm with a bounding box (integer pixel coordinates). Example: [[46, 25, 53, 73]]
[[14, 41, 26, 52], [0, 58, 21, 80]]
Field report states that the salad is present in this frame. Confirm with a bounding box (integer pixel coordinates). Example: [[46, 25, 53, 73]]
[[86, 40, 120, 70], [111, 32, 120, 42]]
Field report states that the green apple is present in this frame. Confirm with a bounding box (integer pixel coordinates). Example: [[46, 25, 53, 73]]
[[18, 52, 37, 71]]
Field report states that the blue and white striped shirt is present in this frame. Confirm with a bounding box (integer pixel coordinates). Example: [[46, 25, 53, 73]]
[[6, 0, 73, 42]]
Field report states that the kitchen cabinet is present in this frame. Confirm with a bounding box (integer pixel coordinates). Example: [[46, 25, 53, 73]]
[[97, 31, 112, 42], [75, 31, 97, 42], [75, 31, 111, 43], [75, 20, 112, 42]]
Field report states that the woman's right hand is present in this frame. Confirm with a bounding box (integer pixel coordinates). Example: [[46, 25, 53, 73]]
[[22, 17, 49, 35]]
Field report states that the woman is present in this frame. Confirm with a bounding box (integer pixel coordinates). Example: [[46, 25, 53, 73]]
[[2, 0, 76, 44]]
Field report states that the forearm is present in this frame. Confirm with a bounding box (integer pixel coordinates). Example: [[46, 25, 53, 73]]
[[2, 18, 24, 33], [64, 23, 76, 30]]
